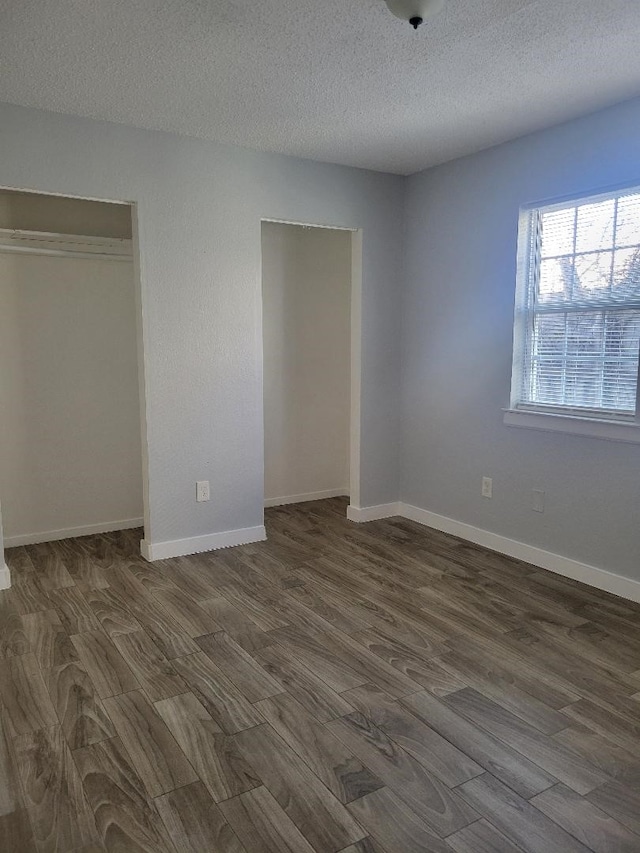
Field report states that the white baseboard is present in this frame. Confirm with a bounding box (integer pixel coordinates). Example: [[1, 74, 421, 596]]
[[3, 517, 144, 548], [346, 499, 640, 603], [347, 502, 401, 523], [399, 502, 640, 604], [141, 524, 267, 562], [265, 488, 349, 508], [0, 564, 11, 590]]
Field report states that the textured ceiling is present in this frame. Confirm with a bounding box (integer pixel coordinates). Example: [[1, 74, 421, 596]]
[[1, 0, 640, 175]]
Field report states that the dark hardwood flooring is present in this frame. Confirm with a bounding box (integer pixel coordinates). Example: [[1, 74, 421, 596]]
[[1, 497, 640, 852]]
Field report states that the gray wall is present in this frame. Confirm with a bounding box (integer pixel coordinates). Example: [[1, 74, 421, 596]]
[[0, 102, 403, 551], [402, 97, 640, 581]]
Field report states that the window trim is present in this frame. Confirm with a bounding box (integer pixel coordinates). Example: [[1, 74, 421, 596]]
[[503, 407, 640, 444], [509, 183, 640, 428]]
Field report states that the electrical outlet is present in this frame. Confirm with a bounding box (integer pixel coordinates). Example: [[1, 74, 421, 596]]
[[196, 480, 210, 502], [532, 489, 545, 513], [481, 476, 493, 499]]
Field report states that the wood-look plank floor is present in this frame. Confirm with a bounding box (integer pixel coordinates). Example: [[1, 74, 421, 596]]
[[2, 497, 640, 852]]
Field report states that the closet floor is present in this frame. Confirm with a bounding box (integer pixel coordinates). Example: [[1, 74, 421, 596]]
[[2, 497, 640, 852]]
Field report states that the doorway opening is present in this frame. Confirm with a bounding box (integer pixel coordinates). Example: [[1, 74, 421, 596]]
[[261, 219, 362, 514], [0, 187, 148, 569]]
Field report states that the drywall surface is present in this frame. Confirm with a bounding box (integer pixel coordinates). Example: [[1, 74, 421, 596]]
[[262, 223, 351, 502], [0, 253, 142, 540], [402, 96, 640, 581], [0, 102, 403, 553], [0, 189, 132, 237]]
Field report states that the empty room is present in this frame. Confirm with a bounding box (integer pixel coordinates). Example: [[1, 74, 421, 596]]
[[0, 2, 639, 852]]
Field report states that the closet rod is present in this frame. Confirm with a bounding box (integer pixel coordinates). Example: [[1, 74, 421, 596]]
[[0, 243, 133, 261], [0, 228, 133, 261]]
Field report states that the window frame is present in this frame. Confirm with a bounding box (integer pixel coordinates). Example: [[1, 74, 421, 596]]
[[506, 182, 640, 443]]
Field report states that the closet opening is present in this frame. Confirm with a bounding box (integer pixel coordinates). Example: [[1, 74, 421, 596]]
[[0, 188, 147, 563], [261, 219, 362, 515]]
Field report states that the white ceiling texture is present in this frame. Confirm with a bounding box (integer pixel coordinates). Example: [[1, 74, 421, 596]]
[[1, 0, 640, 174]]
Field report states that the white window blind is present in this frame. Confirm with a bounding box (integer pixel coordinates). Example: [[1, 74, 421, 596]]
[[514, 187, 640, 419]]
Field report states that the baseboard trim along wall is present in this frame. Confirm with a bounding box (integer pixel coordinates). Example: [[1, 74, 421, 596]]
[[347, 502, 401, 522], [3, 517, 144, 548], [265, 488, 349, 508], [348, 501, 640, 604], [0, 564, 11, 590], [141, 524, 267, 561]]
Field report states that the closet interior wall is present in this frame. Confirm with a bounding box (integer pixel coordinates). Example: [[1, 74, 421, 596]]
[[0, 190, 143, 546], [262, 222, 352, 507]]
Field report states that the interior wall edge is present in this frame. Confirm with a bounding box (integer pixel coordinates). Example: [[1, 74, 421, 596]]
[[129, 201, 152, 543], [0, 247, 143, 544], [261, 222, 352, 506], [347, 502, 401, 522]]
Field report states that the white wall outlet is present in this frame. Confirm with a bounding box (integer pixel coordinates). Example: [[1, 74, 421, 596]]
[[481, 476, 493, 499], [196, 480, 210, 502], [532, 489, 545, 513]]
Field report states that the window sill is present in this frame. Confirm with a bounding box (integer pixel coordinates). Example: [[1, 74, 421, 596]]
[[503, 408, 640, 444]]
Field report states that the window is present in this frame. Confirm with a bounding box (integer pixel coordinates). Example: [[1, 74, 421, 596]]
[[509, 186, 640, 432]]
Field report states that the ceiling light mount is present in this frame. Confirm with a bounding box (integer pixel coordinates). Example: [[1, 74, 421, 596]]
[[384, 0, 445, 29]]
